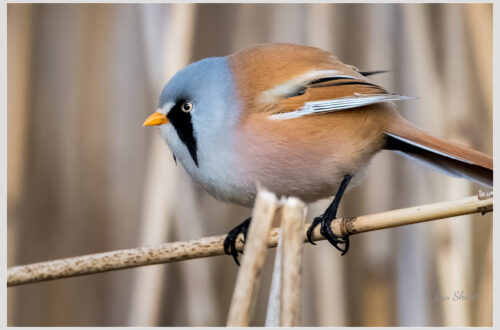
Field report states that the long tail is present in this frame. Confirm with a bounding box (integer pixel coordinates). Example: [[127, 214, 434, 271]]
[[384, 118, 493, 188]]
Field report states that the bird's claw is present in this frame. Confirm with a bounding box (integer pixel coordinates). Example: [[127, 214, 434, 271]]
[[307, 214, 350, 255], [223, 217, 251, 266], [306, 215, 322, 245]]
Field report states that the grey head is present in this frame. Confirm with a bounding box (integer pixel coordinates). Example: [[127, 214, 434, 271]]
[[156, 56, 240, 168]]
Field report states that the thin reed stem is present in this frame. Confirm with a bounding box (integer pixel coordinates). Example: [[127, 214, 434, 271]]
[[7, 192, 492, 287]]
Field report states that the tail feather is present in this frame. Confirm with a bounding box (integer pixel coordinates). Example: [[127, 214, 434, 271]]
[[385, 120, 493, 188], [358, 70, 388, 77]]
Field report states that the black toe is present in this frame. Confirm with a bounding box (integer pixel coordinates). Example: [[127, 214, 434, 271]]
[[308, 174, 352, 254], [306, 216, 323, 245], [319, 217, 349, 255], [223, 217, 251, 266]]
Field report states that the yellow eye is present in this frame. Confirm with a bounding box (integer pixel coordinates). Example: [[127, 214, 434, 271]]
[[181, 102, 193, 113]]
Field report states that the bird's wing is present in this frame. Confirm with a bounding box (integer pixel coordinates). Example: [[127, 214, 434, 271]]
[[266, 72, 412, 120], [228, 43, 411, 119]]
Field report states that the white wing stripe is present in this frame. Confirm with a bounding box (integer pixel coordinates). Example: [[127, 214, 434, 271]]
[[269, 94, 413, 120]]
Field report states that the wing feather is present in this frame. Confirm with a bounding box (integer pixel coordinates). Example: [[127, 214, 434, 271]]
[[228, 44, 412, 119], [265, 70, 412, 120], [270, 94, 412, 120]]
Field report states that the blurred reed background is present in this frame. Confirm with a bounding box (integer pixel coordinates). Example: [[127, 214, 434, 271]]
[[7, 3, 492, 326]]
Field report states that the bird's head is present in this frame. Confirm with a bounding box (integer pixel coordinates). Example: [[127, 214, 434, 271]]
[[144, 57, 240, 168]]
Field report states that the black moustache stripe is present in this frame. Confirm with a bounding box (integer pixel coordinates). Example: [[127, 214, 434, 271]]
[[168, 105, 199, 167]]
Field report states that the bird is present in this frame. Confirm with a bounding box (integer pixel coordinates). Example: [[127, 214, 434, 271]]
[[143, 43, 493, 265]]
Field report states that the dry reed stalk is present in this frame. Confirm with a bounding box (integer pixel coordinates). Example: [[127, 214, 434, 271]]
[[280, 197, 306, 326], [437, 6, 474, 326], [464, 4, 493, 326], [465, 3, 492, 115], [226, 190, 278, 326], [402, 4, 452, 326], [128, 4, 196, 326], [476, 230, 493, 325], [265, 227, 282, 327], [6, 5, 33, 324], [7, 192, 492, 287]]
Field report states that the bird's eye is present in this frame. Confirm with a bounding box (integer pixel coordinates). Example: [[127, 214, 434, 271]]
[[181, 102, 193, 113]]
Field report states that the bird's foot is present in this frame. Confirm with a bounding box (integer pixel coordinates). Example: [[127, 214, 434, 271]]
[[223, 217, 251, 266], [306, 214, 350, 255]]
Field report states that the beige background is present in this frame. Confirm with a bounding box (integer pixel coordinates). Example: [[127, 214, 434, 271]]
[[7, 3, 492, 326]]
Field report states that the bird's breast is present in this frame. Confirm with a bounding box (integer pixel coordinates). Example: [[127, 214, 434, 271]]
[[161, 123, 257, 206], [234, 108, 389, 203]]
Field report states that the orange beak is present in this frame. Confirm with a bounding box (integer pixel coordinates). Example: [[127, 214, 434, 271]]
[[143, 112, 169, 126]]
